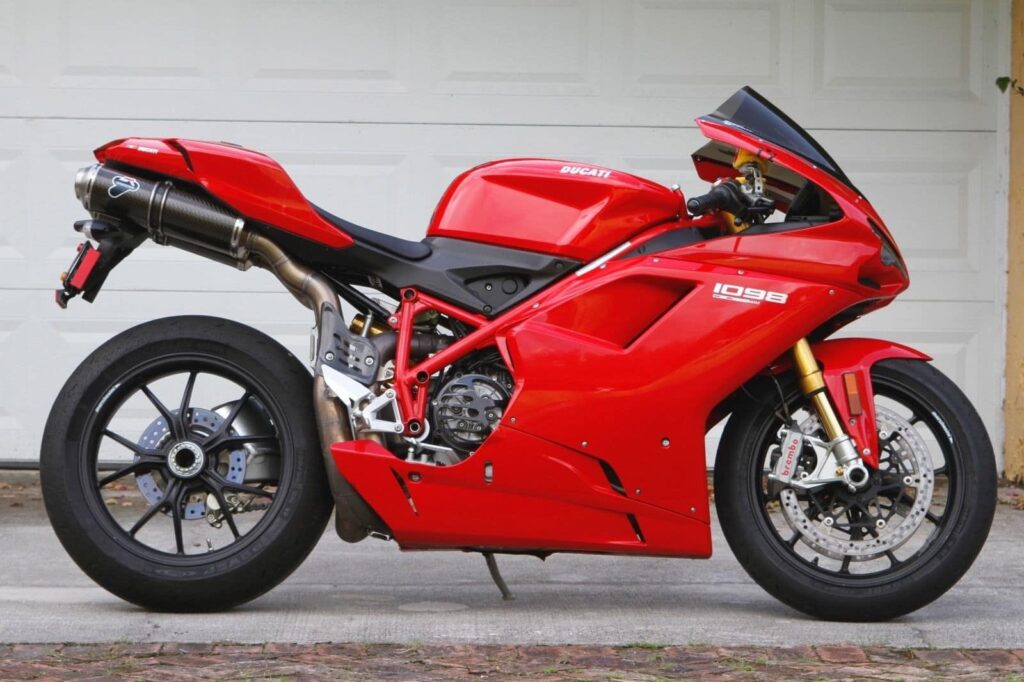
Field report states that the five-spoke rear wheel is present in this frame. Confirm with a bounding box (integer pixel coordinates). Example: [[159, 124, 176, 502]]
[[42, 316, 332, 611]]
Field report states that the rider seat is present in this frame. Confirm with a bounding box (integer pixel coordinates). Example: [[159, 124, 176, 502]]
[[313, 206, 432, 261]]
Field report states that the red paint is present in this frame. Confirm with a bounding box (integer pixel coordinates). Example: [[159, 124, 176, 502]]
[[427, 159, 684, 260], [95, 138, 353, 248], [812, 338, 932, 468], [331, 431, 712, 556]]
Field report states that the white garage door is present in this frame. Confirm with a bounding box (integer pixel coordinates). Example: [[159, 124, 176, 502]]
[[0, 0, 1010, 469]]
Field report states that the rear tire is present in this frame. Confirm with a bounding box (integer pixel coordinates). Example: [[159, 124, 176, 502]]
[[41, 316, 332, 612], [715, 359, 996, 621]]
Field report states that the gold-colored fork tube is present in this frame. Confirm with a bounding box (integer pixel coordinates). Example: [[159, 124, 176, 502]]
[[792, 338, 844, 441]]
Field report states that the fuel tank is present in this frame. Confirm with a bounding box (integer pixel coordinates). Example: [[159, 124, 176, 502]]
[[427, 159, 682, 262]]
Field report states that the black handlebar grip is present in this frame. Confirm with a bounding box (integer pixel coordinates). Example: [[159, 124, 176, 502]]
[[686, 183, 737, 216]]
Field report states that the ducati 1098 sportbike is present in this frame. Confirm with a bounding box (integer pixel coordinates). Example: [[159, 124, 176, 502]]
[[42, 87, 996, 621]]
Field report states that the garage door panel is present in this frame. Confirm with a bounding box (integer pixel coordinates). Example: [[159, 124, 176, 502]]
[[0, 0, 1002, 131], [622, 0, 791, 94], [50, 0, 218, 91], [815, 1, 979, 97], [428, 0, 600, 96], [234, 0, 406, 94]]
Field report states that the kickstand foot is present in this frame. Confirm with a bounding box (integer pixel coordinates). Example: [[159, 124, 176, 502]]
[[483, 552, 514, 600]]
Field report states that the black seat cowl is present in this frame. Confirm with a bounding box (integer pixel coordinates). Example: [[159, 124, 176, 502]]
[[313, 204, 433, 261]]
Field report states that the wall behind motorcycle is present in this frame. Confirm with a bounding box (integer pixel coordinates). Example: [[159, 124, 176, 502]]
[[0, 0, 1010, 470]]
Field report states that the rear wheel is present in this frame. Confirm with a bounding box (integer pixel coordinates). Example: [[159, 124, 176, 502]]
[[41, 316, 332, 611], [715, 359, 996, 621]]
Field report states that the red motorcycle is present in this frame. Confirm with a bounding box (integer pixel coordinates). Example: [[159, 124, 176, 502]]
[[42, 87, 995, 620]]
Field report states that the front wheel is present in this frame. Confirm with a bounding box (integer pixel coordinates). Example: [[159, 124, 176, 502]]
[[41, 316, 332, 611], [715, 359, 996, 621]]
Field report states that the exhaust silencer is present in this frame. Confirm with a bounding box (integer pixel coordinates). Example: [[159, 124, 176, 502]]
[[74, 164, 249, 266]]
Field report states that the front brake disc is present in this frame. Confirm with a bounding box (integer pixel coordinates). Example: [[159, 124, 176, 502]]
[[778, 405, 935, 562]]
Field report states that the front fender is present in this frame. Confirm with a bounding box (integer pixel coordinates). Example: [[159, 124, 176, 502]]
[[811, 338, 931, 469]]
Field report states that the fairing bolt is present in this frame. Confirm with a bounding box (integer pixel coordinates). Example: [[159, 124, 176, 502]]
[[365, 357, 375, 366], [581, 441, 589, 448], [661, 438, 670, 447], [324, 352, 335, 362]]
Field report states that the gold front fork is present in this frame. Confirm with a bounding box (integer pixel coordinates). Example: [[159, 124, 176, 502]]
[[792, 338, 844, 441], [791, 338, 870, 489]]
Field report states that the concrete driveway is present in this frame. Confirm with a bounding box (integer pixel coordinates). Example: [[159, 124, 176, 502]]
[[1, 478, 1021, 649]]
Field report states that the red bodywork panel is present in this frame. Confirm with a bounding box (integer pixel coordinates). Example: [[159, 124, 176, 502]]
[[325, 121, 914, 556], [332, 433, 712, 556], [811, 338, 932, 468], [95, 138, 353, 248], [427, 159, 683, 261]]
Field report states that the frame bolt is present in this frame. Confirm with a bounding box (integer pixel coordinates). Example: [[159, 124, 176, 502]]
[[388, 316, 398, 325], [393, 424, 404, 433], [324, 352, 335, 362], [365, 357, 375, 366], [862, 448, 871, 456]]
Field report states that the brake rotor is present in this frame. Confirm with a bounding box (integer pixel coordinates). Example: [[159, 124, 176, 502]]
[[778, 405, 936, 562], [135, 407, 246, 520]]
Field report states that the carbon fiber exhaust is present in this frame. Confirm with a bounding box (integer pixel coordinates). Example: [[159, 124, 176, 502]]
[[74, 163, 249, 267]]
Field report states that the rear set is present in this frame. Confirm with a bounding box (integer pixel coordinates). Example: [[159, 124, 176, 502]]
[[44, 87, 995, 620]]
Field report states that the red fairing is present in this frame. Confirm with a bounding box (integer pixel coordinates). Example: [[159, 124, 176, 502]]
[[95, 138, 353, 248], [695, 119, 904, 264], [332, 432, 712, 556], [812, 338, 932, 468], [327, 120, 916, 556], [427, 159, 683, 261]]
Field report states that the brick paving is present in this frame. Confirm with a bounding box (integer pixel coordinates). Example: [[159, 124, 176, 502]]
[[0, 643, 1020, 680]]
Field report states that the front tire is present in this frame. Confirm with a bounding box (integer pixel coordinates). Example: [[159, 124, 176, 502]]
[[715, 359, 996, 621], [41, 316, 332, 611]]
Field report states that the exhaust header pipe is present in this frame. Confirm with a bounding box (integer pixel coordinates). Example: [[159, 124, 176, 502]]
[[75, 163, 249, 267]]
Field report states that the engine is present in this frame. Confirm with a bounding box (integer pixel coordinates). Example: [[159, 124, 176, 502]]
[[430, 350, 513, 458]]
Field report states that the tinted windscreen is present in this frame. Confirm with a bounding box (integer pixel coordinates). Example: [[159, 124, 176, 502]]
[[703, 87, 853, 188]]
